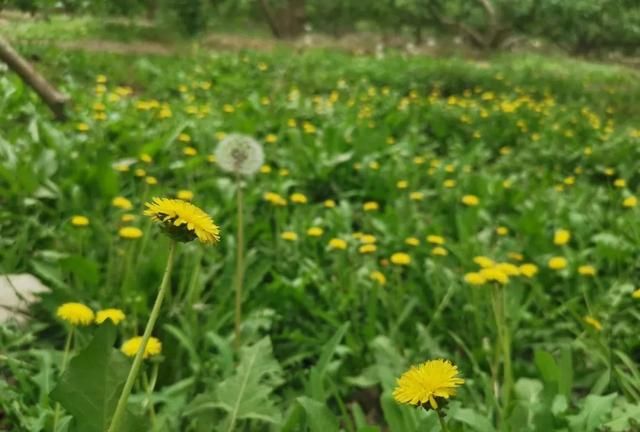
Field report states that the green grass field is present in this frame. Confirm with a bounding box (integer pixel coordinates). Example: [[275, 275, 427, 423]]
[[2, 24, 640, 431]]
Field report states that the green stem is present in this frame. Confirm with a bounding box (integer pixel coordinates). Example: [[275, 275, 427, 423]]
[[234, 176, 245, 351], [52, 328, 74, 431], [491, 284, 513, 427], [436, 409, 450, 432], [107, 240, 177, 432]]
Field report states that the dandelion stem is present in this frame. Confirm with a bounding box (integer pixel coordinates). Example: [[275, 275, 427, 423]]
[[491, 284, 513, 427], [52, 327, 74, 432], [436, 409, 450, 432], [107, 240, 176, 432], [234, 175, 245, 351]]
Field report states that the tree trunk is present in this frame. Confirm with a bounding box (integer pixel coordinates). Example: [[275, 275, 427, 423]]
[[257, 0, 306, 39], [0, 36, 69, 121]]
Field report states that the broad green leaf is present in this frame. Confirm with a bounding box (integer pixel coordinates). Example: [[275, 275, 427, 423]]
[[50, 324, 147, 432], [186, 337, 282, 432], [309, 322, 349, 401], [297, 396, 340, 432], [567, 393, 616, 432]]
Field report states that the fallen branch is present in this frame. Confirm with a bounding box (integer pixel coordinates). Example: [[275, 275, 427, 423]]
[[0, 36, 69, 120]]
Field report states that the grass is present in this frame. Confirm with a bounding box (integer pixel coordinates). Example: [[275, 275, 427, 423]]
[[2, 18, 640, 432]]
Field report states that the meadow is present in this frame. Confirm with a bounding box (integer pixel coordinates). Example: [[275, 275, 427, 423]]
[[2, 41, 640, 431]]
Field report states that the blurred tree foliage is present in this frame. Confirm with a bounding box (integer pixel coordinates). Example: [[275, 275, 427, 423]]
[[2, 0, 640, 54]]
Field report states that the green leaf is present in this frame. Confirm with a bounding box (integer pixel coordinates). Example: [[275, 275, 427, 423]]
[[50, 324, 147, 432], [297, 396, 340, 432], [567, 393, 616, 432], [186, 337, 282, 431], [309, 322, 349, 401], [449, 406, 497, 432]]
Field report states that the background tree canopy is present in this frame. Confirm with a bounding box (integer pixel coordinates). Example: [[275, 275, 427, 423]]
[[2, 0, 640, 55]]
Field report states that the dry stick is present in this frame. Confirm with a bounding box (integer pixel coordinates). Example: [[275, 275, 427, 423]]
[[0, 36, 69, 120], [234, 175, 245, 350]]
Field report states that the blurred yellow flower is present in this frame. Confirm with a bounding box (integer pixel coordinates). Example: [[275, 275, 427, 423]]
[[464, 272, 486, 285], [328, 238, 347, 250], [405, 237, 420, 246], [409, 191, 425, 201], [461, 195, 479, 206], [480, 267, 509, 284], [112, 196, 133, 210], [178, 133, 191, 143], [281, 231, 298, 241], [145, 176, 158, 185], [264, 192, 287, 206], [324, 199, 336, 208], [121, 214, 135, 223], [473, 256, 494, 269], [57, 303, 94, 326], [496, 226, 509, 236], [177, 190, 194, 201], [519, 263, 538, 278], [554, 229, 571, 246], [76, 123, 89, 132], [119, 227, 143, 240], [95, 308, 126, 325], [363, 201, 379, 212], [183, 146, 197, 156], [548, 256, 568, 270], [265, 134, 278, 144], [307, 227, 324, 237], [134, 168, 146, 177], [290, 193, 308, 204], [614, 178, 626, 188], [260, 164, 272, 174], [370, 270, 386, 285], [426, 235, 445, 245], [121, 336, 162, 358], [583, 316, 602, 332], [390, 252, 411, 265], [632, 288, 640, 299], [360, 234, 376, 245], [359, 244, 377, 254], [431, 247, 448, 256], [71, 215, 90, 227], [623, 196, 637, 208], [396, 180, 409, 189], [443, 179, 457, 188], [578, 265, 596, 276]]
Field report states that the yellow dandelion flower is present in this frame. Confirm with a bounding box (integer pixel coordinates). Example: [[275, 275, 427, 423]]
[[508, 252, 524, 262], [409, 191, 425, 201], [263, 192, 287, 206], [71, 215, 90, 227], [177, 190, 194, 201], [614, 179, 626, 188], [360, 234, 376, 245], [480, 267, 509, 284], [632, 288, 640, 299], [328, 238, 347, 250], [396, 180, 409, 189], [583, 316, 602, 332], [578, 265, 596, 276], [359, 244, 377, 254], [183, 146, 197, 156], [390, 252, 411, 266], [279, 168, 290, 177], [426, 235, 445, 245], [290, 193, 308, 204], [443, 179, 457, 188], [461, 195, 479, 206], [260, 164, 272, 174], [307, 227, 324, 237], [119, 227, 143, 240], [370, 270, 386, 285], [623, 196, 637, 208], [519, 263, 538, 278], [554, 229, 571, 246], [95, 308, 126, 325], [121, 214, 135, 223], [363, 201, 379, 212], [496, 226, 509, 236], [393, 359, 464, 409], [431, 247, 448, 256], [57, 303, 94, 326], [121, 336, 162, 359], [134, 168, 146, 178], [405, 237, 420, 246], [145, 176, 158, 185], [76, 123, 89, 132], [144, 198, 220, 245], [178, 133, 191, 143], [112, 196, 133, 210], [265, 134, 278, 144], [281, 231, 298, 242], [139, 153, 152, 164], [324, 199, 336, 208], [548, 256, 568, 270], [495, 262, 520, 276], [473, 256, 495, 269], [464, 272, 486, 285]]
